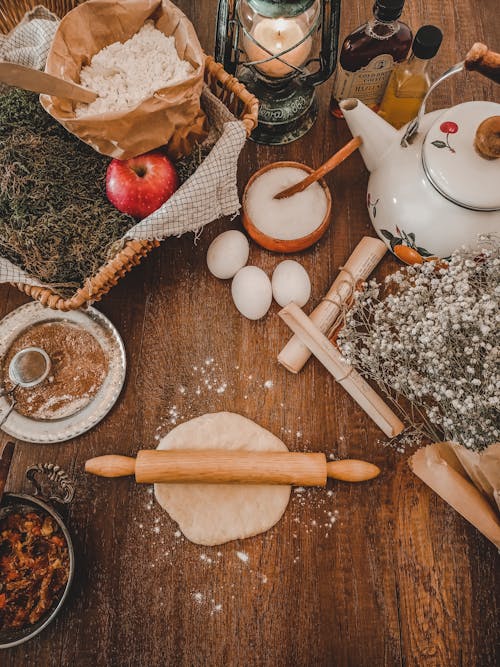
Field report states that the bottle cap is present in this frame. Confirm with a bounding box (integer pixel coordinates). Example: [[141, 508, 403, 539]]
[[412, 25, 443, 59], [373, 0, 406, 22]]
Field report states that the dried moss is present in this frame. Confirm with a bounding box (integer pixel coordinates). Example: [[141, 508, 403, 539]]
[[0, 89, 135, 297], [175, 142, 213, 183], [0, 90, 213, 298]]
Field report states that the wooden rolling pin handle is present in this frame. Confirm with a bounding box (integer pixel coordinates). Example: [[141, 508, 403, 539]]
[[326, 459, 380, 482], [85, 455, 136, 478]]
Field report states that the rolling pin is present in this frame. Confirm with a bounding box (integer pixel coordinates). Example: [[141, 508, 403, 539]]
[[85, 451, 380, 485]]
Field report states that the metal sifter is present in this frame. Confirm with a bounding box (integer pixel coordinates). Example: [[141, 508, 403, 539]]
[[0, 347, 51, 427]]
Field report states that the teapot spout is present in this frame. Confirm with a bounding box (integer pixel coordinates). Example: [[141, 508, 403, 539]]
[[339, 98, 398, 172]]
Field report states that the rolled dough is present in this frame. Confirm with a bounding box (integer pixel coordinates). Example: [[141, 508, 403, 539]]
[[154, 412, 291, 546]]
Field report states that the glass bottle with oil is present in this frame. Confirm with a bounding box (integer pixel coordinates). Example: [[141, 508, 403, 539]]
[[378, 25, 443, 129]]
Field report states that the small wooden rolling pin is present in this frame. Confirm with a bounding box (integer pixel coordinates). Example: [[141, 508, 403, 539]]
[[85, 451, 381, 486]]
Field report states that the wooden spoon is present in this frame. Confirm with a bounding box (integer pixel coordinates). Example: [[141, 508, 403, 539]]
[[85, 450, 381, 485], [0, 441, 15, 505], [274, 136, 362, 200], [0, 62, 97, 104]]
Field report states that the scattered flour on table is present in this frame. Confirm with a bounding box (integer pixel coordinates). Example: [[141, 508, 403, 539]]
[[235, 551, 249, 564], [153, 359, 288, 436], [76, 21, 194, 116], [131, 481, 341, 617], [130, 354, 358, 616]]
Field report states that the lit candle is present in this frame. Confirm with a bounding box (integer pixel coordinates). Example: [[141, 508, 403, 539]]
[[243, 17, 312, 78]]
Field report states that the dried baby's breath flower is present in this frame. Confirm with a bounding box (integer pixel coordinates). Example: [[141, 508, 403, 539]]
[[339, 236, 499, 451]]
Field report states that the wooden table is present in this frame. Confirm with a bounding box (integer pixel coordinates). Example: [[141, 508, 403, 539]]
[[2, 1, 499, 665]]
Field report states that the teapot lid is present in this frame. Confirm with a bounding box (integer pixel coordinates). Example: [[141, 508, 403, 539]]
[[422, 101, 500, 211]]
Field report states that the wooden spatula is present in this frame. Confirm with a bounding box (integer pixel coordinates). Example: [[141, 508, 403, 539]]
[[85, 450, 381, 485], [0, 62, 97, 104]]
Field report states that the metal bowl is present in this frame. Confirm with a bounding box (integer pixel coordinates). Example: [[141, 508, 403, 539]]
[[0, 464, 75, 649]]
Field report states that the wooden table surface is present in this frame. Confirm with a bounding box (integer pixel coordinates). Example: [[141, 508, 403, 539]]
[[1, 1, 499, 665]]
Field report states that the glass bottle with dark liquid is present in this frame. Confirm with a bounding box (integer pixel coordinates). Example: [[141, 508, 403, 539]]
[[330, 0, 412, 118]]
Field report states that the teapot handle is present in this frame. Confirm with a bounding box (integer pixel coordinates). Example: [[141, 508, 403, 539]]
[[465, 43, 500, 84], [401, 43, 500, 148], [401, 61, 465, 146]]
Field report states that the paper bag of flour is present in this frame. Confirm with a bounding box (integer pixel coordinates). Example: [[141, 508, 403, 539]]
[[40, 0, 207, 159]]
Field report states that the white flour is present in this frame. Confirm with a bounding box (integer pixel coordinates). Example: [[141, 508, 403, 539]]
[[235, 551, 249, 564], [76, 21, 194, 117]]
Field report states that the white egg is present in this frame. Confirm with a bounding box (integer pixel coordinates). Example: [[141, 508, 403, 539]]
[[231, 266, 272, 320], [271, 260, 311, 308], [207, 230, 250, 279]]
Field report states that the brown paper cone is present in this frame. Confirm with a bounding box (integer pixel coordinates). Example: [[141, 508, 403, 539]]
[[451, 442, 500, 511], [409, 443, 500, 548]]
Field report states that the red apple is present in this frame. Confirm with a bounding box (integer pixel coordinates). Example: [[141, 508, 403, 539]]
[[106, 151, 179, 219]]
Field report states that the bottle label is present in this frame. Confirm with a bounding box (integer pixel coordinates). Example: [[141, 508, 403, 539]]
[[333, 54, 395, 107]]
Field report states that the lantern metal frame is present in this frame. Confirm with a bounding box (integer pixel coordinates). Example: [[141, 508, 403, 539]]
[[215, 0, 341, 145]]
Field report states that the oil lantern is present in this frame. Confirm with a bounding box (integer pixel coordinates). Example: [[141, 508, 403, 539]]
[[215, 0, 341, 144]]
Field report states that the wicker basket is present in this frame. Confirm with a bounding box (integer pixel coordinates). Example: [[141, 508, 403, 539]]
[[0, 1, 258, 311]]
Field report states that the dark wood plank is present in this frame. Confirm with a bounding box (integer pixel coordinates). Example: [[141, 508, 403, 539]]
[[1, 1, 498, 666]]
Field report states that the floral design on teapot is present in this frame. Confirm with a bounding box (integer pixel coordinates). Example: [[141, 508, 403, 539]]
[[431, 121, 459, 153], [380, 227, 435, 265], [366, 192, 380, 218]]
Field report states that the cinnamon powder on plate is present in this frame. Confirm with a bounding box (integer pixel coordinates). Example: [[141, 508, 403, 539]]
[[2, 322, 108, 420]]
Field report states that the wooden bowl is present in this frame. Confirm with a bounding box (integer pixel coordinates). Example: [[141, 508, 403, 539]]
[[242, 161, 332, 253]]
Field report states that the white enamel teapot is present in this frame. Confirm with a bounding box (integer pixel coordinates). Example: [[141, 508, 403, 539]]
[[340, 43, 500, 263]]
